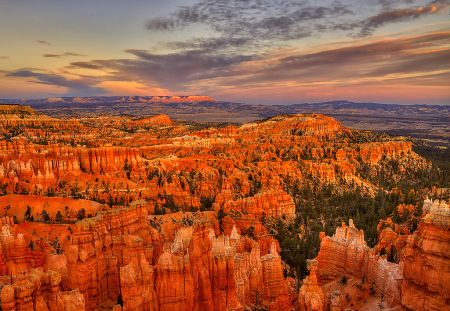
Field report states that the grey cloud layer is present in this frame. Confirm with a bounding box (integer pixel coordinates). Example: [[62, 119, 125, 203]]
[[43, 52, 86, 58], [145, 0, 447, 46], [35, 40, 51, 46], [67, 32, 449, 91], [146, 0, 352, 42], [69, 49, 254, 90], [5, 70, 106, 96], [243, 32, 450, 84], [353, 1, 450, 37]]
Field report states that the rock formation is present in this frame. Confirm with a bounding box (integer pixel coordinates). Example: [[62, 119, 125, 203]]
[[0, 104, 80, 128], [298, 259, 324, 311], [0, 268, 85, 311], [315, 220, 403, 307], [401, 199, 450, 311], [314, 199, 450, 311], [14, 204, 293, 311]]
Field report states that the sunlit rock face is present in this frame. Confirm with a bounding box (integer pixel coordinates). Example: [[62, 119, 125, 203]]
[[0, 104, 80, 128], [298, 259, 324, 311], [2, 204, 291, 311], [315, 220, 403, 307], [314, 199, 450, 311], [0, 269, 85, 311], [401, 199, 450, 311]]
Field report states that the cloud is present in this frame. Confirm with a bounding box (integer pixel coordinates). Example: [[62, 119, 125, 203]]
[[0, 56, 8, 60], [146, 0, 353, 43], [65, 31, 449, 95], [35, 40, 51, 46], [353, 2, 450, 37], [163, 37, 250, 53], [5, 70, 107, 96], [145, 0, 447, 51], [43, 52, 86, 58], [372, 0, 415, 11], [69, 48, 254, 91], [228, 32, 450, 88], [141, 0, 355, 87]]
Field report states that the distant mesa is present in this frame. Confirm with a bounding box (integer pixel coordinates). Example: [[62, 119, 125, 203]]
[[12, 95, 216, 105]]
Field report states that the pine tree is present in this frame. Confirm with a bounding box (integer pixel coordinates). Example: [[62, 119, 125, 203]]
[[77, 208, 86, 220], [41, 210, 50, 223], [56, 211, 63, 223]]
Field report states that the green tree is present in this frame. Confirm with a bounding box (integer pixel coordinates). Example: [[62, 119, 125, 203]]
[[24, 205, 33, 221], [243, 226, 256, 239], [77, 208, 86, 220], [217, 208, 226, 232], [41, 210, 50, 223], [56, 211, 64, 223]]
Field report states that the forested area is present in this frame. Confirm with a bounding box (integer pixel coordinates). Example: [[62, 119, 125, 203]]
[[272, 146, 449, 281]]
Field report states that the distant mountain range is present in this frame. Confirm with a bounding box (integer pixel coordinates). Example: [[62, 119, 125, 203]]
[[0, 96, 448, 118]]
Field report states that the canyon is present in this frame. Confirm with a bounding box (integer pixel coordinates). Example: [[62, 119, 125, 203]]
[[0, 105, 448, 311]]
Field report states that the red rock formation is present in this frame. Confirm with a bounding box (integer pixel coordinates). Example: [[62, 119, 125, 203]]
[[0, 225, 45, 276], [376, 227, 408, 260], [120, 255, 159, 311], [65, 206, 149, 310], [396, 203, 415, 216], [0, 268, 85, 311], [0, 104, 80, 128], [60, 204, 292, 311], [0, 195, 104, 221], [401, 201, 450, 311], [146, 95, 214, 103], [315, 220, 403, 307], [306, 162, 335, 182], [359, 142, 411, 164], [0, 110, 437, 311], [214, 190, 295, 218], [298, 259, 324, 311], [128, 114, 175, 126]]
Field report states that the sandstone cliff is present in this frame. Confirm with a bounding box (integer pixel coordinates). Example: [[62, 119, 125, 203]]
[[315, 219, 403, 307], [401, 199, 450, 311], [1, 268, 85, 311]]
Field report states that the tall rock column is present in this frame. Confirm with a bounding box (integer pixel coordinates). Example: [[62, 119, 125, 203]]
[[120, 254, 159, 311], [401, 203, 450, 311], [298, 259, 324, 311]]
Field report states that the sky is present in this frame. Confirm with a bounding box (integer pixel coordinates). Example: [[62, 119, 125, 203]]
[[0, 0, 449, 105]]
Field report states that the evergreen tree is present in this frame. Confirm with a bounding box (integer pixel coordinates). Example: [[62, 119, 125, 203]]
[[77, 208, 87, 220], [41, 210, 50, 223], [24, 205, 32, 221], [56, 211, 64, 223]]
